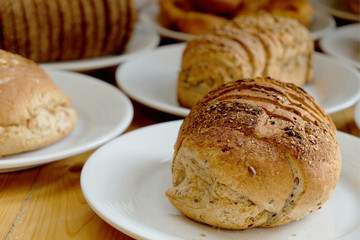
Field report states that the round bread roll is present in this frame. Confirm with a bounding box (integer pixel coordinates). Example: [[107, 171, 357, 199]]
[[167, 77, 341, 229], [0, 49, 77, 157], [0, 0, 136, 62], [177, 13, 314, 108]]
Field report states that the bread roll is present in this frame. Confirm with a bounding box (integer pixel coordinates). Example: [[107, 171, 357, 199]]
[[0, 50, 77, 157], [167, 77, 341, 229], [0, 0, 136, 62], [177, 13, 314, 108]]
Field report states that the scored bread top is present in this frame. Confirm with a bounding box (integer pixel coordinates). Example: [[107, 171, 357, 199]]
[[0, 49, 72, 125], [170, 77, 341, 228]]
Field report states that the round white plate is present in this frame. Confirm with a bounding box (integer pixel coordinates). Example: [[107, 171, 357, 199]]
[[310, 0, 360, 21], [40, 23, 160, 71], [140, 2, 336, 41], [117, 43, 360, 117], [0, 69, 133, 172], [354, 102, 360, 129], [81, 120, 360, 240], [320, 23, 360, 69]]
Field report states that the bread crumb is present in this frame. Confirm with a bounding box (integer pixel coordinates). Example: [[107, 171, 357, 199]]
[[200, 231, 206, 237]]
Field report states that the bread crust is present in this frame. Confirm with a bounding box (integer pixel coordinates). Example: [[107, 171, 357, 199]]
[[167, 77, 341, 229], [0, 0, 137, 62], [177, 13, 314, 108], [0, 50, 77, 157]]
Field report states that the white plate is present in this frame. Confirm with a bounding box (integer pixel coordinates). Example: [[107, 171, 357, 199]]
[[139, 2, 336, 41], [320, 24, 360, 69], [116, 43, 360, 117], [354, 102, 360, 129], [0, 69, 133, 172], [40, 23, 160, 71], [81, 120, 360, 240], [310, 0, 360, 21]]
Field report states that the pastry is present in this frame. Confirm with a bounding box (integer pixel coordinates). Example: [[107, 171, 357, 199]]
[[177, 13, 314, 108]]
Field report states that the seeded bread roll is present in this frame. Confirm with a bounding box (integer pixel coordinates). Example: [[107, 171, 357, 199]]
[[167, 77, 341, 229], [0, 50, 77, 157], [177, 13, 314, 108], [0, 0, 136, 62]]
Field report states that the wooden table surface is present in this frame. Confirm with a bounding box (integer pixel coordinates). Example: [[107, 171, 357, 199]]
[[1, 35, 360, 239]]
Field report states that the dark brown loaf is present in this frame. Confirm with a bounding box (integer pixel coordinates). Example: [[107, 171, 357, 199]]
[[0, 0, 137, 62], [167, 77, 341, 229], [177, 13, 314, 108], [0, 49, 77, 157]]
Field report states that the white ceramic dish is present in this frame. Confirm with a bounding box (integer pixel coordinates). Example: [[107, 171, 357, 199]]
[[81, 120, 360, 240], [117, 43, 360, 117], [139, 2, 336, 41], [40, 23, 160, 71], [0, 69, 133, 172], [310, 0, 360, 21], [320, 23, 360, 69], [354, 102, 360, 129]]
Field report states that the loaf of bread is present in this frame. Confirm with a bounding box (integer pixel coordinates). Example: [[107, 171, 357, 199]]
[[177, 13, 314, 108], [159, 0, 313, 35], [0, 50, 77, 157], [0, 0, 136, 62], [167, 77, 341, 229]]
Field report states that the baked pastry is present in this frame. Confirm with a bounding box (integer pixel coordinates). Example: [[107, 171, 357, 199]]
[[0, 50, 77, 157], [190, 0, 243, 15], [346, 0, 360, 14], [159, 0, 228, 35], [234, 0, 314, 27], [177, 13, 314, 108], [159, 0, 313, 35], [0, 0, 137, 62], [167, 77, 341, 229]]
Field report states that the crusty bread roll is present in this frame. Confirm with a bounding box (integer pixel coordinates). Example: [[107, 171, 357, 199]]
[[177, 13, 314, 108], [0, 50, 77, 157], [0, 0, 136, 62], [167, 77, 341, 229]]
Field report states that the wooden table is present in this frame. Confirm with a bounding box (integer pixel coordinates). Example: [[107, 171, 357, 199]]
[[1, 44, 360, 240]]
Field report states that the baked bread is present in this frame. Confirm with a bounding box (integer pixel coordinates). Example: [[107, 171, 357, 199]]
[[0, 0, 137, 62], [167, 77, 341, 229], [346, 0, 360, 14], [177, 13, 314, 108], [0, 50, 77, 157], [159, 0, 313, 35]]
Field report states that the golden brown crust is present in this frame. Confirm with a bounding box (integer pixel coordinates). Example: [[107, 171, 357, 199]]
[[178, 13, 314, 108], [0, 50, 77, 156], [190, 0, 243, 14], [167, 77, 341, 229], [346, 0, 360, 14], [0, 0, 137, 62], [159, 0, 313, 35]]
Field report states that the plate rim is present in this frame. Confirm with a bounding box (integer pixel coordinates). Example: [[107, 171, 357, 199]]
[[0, 68, 134, 172], [39, 23, 160, 71], [310, 0, 360, 21], [319, 23, 360, 69], [81, 119, 360, 240]]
